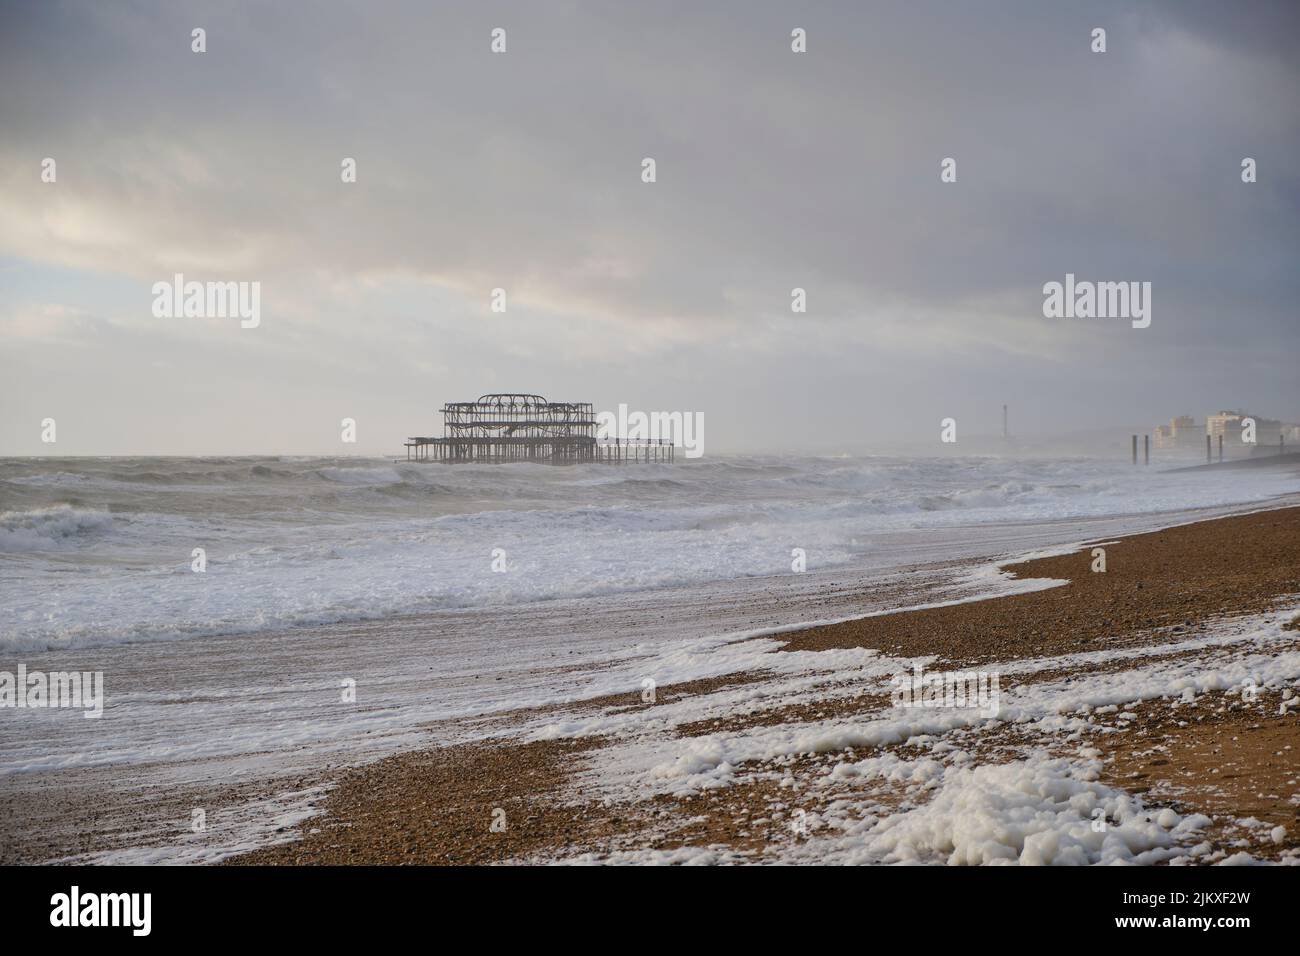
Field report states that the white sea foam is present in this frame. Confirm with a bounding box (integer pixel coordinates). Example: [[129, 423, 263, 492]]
[[545, 610, 1300, 866]]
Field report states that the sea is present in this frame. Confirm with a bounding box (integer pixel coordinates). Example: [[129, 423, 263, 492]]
[[4, 453, 1297, 653]]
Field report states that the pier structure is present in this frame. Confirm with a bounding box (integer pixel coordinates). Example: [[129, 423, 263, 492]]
[[405, 393, 674, 463]]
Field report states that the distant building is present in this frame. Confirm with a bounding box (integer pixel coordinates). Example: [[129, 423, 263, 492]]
[[1206, 410, 1287, 448], [1251, 417, 1288, 447], [1153, 415, 1202, 450], [1205, 410, 1243, 440]]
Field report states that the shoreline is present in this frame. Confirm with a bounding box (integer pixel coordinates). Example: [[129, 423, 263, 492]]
[[229, 506, 1300, 866], [4, 498, 1298, 865]]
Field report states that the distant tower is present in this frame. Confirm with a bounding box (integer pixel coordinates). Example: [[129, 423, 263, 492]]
[[1002, 404, 1008, 440]]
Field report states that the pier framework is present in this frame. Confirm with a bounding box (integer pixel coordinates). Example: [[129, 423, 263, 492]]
[[404, 393, 674, 464]]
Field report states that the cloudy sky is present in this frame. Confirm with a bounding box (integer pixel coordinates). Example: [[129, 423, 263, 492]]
[[2, 0, 1297, 455]]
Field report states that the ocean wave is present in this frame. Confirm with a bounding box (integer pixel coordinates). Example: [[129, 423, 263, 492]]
[[0, 505, 117, 552], [3, 471, 94, 487], [313, 466, 405, 486]]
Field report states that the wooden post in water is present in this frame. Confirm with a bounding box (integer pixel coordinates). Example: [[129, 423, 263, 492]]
[[1132, 435, 1138, 465], [1144, 434, 1149, 466], [1218, 434, 1223, 462], [1206, 435, 1211, 463]]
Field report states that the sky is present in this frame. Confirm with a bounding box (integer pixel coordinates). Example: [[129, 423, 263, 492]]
[[1, 0, 1298, 456]]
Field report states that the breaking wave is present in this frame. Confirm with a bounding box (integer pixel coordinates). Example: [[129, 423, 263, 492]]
[[0, 505, 117, 552]]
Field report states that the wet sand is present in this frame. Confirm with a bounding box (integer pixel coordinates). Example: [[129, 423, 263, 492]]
[[780, 506, 1300, 662]]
